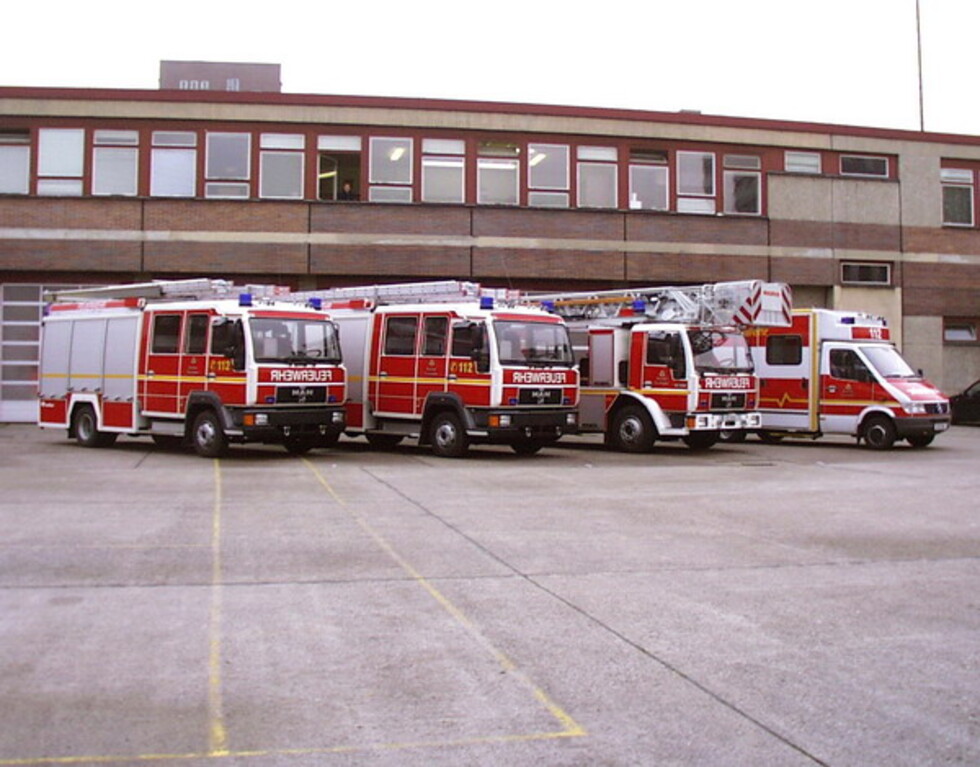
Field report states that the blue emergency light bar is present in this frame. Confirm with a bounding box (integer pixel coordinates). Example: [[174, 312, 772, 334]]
[[239, 293, 253, 307], [480, 296, 494, 310], [307, 297, 323, 310]]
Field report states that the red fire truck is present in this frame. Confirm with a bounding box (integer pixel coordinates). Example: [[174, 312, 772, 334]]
[[303, 281, 579, 457], [38, 279, 347, 457], [526, 281, 792, 452], [743, 308, 951, 448]]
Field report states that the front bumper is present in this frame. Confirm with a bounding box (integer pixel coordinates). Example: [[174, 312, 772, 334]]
[[470, 408, 579, 443], [893, 415, 951, 439], [226, 405, 346, 442], [680, 411, 762, 432]]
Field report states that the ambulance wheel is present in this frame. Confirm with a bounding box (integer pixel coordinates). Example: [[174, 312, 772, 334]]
[[191, 410, 228, 458], [907, 434, 935, 448], [862, 415, 897, 450], [430, 412, 469, 458], [609, 405, 656, 453], [683, 432, 719, 451], [72, 405, 117, 448]]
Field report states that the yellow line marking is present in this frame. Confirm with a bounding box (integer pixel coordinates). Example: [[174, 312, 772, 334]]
[[302, 458, 586, 739], [207, 459, 228, 756]]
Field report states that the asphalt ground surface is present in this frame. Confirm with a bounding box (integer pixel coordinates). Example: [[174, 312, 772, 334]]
[[1, 423, 978, 766]]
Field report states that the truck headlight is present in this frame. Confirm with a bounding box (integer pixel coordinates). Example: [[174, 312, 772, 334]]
[[903, 402, 926, 415]]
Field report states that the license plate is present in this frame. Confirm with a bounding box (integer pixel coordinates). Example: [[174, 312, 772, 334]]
[[934, 421, 949, 432]]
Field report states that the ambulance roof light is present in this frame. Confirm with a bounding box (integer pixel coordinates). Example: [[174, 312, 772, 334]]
[[841, 316, 855, 324], [239, 293, 253, 307], [307, 297, 323, 311], [480, 296, 494, 310]]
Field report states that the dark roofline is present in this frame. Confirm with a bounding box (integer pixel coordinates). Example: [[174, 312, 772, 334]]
[[2, 85, 978, 147]]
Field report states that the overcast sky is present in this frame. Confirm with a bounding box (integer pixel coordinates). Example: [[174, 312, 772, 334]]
[[4, 0, 978, 136]]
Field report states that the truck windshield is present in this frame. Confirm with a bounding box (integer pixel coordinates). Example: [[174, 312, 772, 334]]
[[861, 345, 918, 378], [687, 329, 754, 373], [494, 320, 575, 367], [250, 317, 342, 364]]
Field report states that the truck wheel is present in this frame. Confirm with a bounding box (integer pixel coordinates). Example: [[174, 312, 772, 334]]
[[609, 405, 656, 453], [907, 433, 935, 448], [862, 415, 897, 450], [683, 431, 719, 451], [191, 410, 228, 458], [430, 412, 469, 458], [72, 405, 117, 448]]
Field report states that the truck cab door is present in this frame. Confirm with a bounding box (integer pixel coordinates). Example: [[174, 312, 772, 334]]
[[416, 314, 450, 412], [141, 312, 182, 415], [820, 345, 877, 434], [373, 314, 418, 416]]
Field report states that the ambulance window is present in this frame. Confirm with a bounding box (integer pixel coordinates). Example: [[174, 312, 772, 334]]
[[185, 314, 209, 355], [422, 316, 448, 356], [383, 316, 418, 355], [766, 335, 802, 365], [151, 314, 181, 354], [830, 349, 872, 382]]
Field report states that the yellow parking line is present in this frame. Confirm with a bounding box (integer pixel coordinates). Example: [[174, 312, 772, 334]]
[[207, 459, 228, 756], [301, 458, 586, 738]]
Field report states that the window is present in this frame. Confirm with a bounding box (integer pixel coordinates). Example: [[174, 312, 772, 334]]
[[942, 168, 974, 227], [206, 132, 250, 198], [422, 138, 465, 204], [260, 133, 304, 199], [318, 135, 362, 202], [383, 316, 418, 355], [185, 314, 210, 355], [766, 335, 803, 365], [577, 146, 617, 209], [841, 262, 891, 286], [151, 315, 182, 354], [151, 131, 197, 197], [943, 321, 978, 343], [629, 150, 668, 210], [93, 130, 138, 196], [422, 316, 449, 355], [840, 155, 889, 178], [829, 348, 872, 382], [785, 151, 822, 174], [677, 151, 715, 213], [0, 132, 30, 195], [37, 128, 84, 196], [646, 330, 685, 377], [528, 143, 569, 208], [722, 155, 761, 215], [369, 137, 412, 203], [478, 141, 519, 205]]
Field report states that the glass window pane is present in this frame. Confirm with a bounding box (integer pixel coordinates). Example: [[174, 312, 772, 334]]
[[206, 133, 250, 180], [368, 186, 413, 203], [529, 191, 569, 208], [38, 128, 84, 177], [261, 133, 304, 150], [151, 148, 197, 197], [578, 163, 617, 208], [205, 182, 250, 199], [0, 145, 30, 194], [153, 131, 197, 147], [941, 168, 972, 184], [629, 165, 668, 210], [260, 152, 304, 199], [785, 151, 821, 174], [577, 146, 617, 162], [677, 197, 716, 214], [93, 147, 138, 196], [37, 179, 83, 196], [422, 156, 464, 203], [94, 130, 139, 146], [369, 137, 412, 184], [943, 185, 974, 226], [478, 158, 518, 205], [423, 138, 465, 155], [529, 144, 569, 190], [840, 155, 888, 177], [678, 151, 715, 196], [724, 171, 760, 214], [318, 135, 361, 151]]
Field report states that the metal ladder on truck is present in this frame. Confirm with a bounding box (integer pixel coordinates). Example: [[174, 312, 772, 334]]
[[288, 279, 522, 307], [526, 280, 793, 327]]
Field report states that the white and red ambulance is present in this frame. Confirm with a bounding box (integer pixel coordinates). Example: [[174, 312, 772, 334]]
[[744, 308, 950, 448], [38, 279, 347, 457]]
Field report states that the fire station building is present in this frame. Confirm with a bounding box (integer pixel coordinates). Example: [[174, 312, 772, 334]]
[[2, 83, 980, 421]]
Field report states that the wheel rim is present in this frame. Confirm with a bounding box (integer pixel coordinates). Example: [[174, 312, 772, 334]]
[[196, 419, 217, 450], [619, 415, 644, 447], [434, 420, 458, 451], [77, 413, 94, 441]]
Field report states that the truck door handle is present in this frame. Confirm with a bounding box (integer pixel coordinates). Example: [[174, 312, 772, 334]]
[[828, 385, 837, 393], [447, 374, 458, 380], [206, 372, 217, 379], [378, 371, 388, 377]]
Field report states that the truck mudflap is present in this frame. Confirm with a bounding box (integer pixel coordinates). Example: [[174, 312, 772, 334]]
[[469, 408, 579, 444]]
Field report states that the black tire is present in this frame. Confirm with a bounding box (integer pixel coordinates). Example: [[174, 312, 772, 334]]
[[430, 412, 469, 458], [191, 410, 228, 458], [907, 433, 935, 448], [511, 440, 544, 455], [863, 415, 897, 450], [609, 405, 656, 453], [683, 431, 719, 451], [365, 433, 404, 450], [283, 435, 317, 455], [72, 405, 116, 448], [718, 429, 747, 443]]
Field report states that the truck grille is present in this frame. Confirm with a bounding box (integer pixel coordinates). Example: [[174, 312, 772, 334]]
[[517, 388, 563, 405], [710, 392, 746, 410]]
